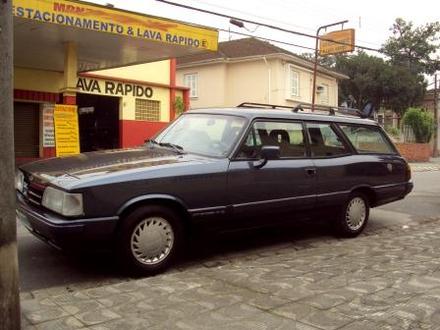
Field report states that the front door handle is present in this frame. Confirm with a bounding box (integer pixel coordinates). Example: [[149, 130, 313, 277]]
[[305, 168, 316, 176]]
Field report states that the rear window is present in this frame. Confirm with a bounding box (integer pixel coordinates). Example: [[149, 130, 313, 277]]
[[339, 125, 396, 154]]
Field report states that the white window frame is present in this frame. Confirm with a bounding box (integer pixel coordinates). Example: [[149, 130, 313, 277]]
[[319, 83, 329, 105], [288, 65, 300, 98], [184, 73, 198, 98]]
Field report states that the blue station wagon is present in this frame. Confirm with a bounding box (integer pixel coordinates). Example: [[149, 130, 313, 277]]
[[16, 104, 413, 275]]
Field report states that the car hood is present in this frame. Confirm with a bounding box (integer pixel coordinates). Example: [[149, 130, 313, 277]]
[[20, 147, 208, 185]]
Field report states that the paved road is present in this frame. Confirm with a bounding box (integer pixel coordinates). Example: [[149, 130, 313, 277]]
[[21, 213, 440, 329], [18, 171, 440, 293]]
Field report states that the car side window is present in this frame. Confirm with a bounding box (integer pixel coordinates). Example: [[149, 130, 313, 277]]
[[236, 121, 306, 159], [339, 124, 396, 154], [306, 122, 349, 157]]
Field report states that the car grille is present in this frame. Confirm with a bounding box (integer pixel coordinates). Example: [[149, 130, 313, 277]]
[[24, 178, 46, 207]]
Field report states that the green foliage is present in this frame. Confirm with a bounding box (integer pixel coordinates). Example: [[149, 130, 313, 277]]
[[298, 52, 337, 68], [382, 18, 440, 75], [174, 96, 185, 116], [335, 52, 425, 115], [402, 107, 435, 143], [385, 126, 400, 137]]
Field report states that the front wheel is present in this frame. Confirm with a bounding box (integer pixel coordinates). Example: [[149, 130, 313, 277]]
[[117, 205, 184, 276], [334, 193, 369, 238]]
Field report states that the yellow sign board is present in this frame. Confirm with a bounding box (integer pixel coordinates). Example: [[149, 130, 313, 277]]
[[54, 104, 80, 157], [12, 0, 218, 51], [319, 29, 355, 56]]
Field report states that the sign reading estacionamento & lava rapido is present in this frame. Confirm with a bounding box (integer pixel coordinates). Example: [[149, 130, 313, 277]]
[[12, 0, 218, 51]]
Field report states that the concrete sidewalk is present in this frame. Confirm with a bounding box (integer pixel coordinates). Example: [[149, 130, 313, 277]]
[[21, 217, 440, 330]]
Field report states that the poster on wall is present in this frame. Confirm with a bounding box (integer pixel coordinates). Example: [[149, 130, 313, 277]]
[[42, 104, 55, 147], [54, 104, 80, 157]]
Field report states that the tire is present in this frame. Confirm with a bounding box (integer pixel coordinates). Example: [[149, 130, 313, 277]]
[[334, 192, 369, 238], [117, 205, 184, 276]]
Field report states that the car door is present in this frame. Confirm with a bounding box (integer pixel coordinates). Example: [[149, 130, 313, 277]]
[[227, 119, 316, 222], [305, 121, 355, 208]]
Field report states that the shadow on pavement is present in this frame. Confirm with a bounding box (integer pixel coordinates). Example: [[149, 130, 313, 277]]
[[19, 218, 336, 292]]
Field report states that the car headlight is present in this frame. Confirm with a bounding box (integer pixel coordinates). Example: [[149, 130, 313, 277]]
[[42, 187, 83, 217], [15, 170, 24, 193]]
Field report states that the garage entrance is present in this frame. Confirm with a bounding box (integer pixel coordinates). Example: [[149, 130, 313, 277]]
[[14, 102, 40, 159], [77, 93, 120, 152]]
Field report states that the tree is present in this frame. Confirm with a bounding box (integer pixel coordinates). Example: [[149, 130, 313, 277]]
[[335, 52, 425, 115], [382, 18, 440, 75], [299, 52, 337, 68]]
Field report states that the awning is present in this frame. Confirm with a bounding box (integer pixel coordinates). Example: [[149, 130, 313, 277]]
[[13, 0, 218, 72]]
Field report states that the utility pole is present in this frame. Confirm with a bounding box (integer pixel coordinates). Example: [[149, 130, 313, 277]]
[[0, 0, 21, 329], [433, 73, 438, 157]]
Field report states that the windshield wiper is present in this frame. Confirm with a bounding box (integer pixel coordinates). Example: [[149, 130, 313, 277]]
[[158, 142, 185, 154], [144, 139, 160, 147]]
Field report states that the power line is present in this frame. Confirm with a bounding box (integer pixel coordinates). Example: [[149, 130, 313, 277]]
[[156, 0, 383, 53], [218, 28, 316, 51]]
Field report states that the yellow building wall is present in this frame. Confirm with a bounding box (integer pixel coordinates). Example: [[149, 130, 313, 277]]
[[120, 87, 170, 122], [225, 60, 272, 106], [92, 60, 171, 85], [177, 59, 340, 109], [177, 63, 226, 108], [14, 67, 64, 93], [280, 61, 339, 107]]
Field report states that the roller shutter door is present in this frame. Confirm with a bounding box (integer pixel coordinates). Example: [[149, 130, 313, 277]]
[[14, 102, 40, 158]]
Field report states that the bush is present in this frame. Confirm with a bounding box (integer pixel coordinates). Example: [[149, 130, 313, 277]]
[[174, 96, 185, 116], [385, 126, 400, 137], [402, 107, 434, 143]]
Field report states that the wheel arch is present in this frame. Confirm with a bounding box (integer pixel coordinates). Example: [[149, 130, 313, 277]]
[[350, 185, 377, 207], [116, 194, 192, 234]]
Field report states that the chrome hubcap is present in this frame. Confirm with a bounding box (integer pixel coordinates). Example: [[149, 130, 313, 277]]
[[130, 217, 174, 265], [345, 197, 366, 231]]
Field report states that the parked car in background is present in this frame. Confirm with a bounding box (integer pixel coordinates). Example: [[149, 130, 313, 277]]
[[16, 104, 413, 275]]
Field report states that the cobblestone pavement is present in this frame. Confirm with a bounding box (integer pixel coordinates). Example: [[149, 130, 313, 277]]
[[20, 217, 440, 330], [410, 158, 440, 172], [410, 163, 440, 172]]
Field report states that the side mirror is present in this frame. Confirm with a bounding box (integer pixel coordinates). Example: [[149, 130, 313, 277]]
[[253, 146, 280, 168], [261, 145, 280, 160]]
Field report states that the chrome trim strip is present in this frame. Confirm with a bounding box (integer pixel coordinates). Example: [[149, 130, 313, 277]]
[[318, 190, 350, 197], [233, 194, 315, 208], [189, 183, 409, 213], [188, 206, 227, 214], [373, 182, 407, 189]]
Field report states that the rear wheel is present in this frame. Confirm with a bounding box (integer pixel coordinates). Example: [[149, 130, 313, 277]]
[[117, 205, 184, 276], [334, 192, 369, 237]]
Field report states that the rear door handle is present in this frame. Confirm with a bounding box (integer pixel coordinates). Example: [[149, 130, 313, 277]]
[[305, 168, 317, 176]]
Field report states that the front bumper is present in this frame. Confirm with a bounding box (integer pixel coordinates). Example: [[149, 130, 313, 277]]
[[16, 192, 118, 250]]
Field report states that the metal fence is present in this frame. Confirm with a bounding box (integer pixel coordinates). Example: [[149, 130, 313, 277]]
[[402, 125, 416, 143]]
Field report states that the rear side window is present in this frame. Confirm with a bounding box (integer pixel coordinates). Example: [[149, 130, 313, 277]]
[[339, 125, 396, 154], [306, 123, 349, 157], [237, 121, 306, 159]]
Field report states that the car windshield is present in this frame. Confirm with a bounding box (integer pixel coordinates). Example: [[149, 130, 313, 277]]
[[154, 113, 247, 157]]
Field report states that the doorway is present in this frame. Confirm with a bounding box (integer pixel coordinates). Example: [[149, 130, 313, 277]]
[[77, 93, 120, 152], [14, 102, 40, 159]]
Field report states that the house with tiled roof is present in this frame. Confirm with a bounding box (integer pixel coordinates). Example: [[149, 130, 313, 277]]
[[176, 37, 349, 109]]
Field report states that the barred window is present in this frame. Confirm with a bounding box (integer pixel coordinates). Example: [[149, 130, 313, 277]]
[[135, 99, 160, 121]]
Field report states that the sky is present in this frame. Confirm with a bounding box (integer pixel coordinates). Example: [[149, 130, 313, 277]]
[[87, 0, 439, 84]]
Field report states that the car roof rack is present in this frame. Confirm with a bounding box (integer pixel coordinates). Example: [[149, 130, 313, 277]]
[[236, 102, 375, 119]]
